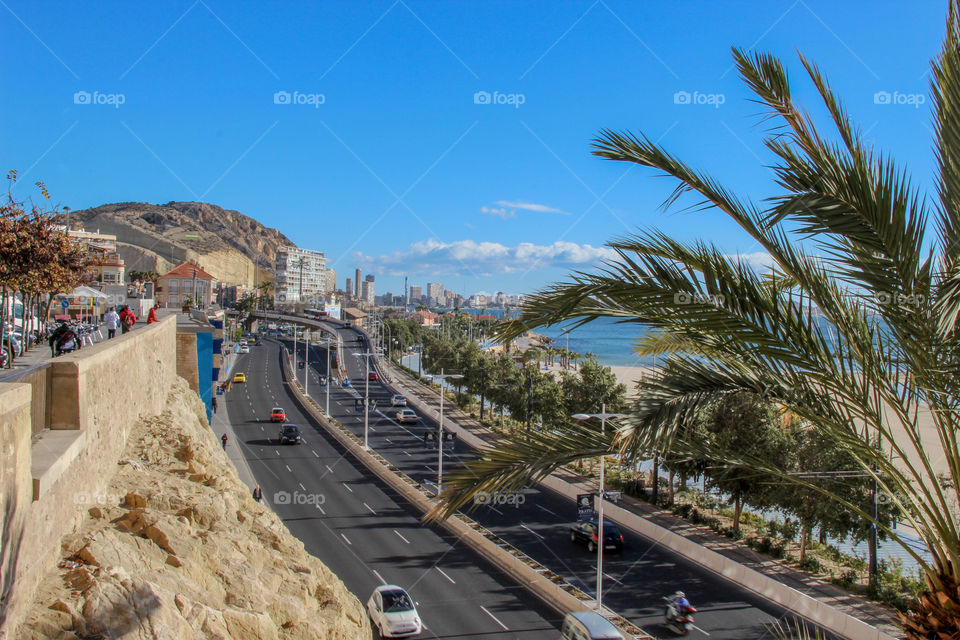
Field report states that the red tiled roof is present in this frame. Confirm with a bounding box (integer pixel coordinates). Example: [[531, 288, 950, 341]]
[[162, 261, 216, 280]]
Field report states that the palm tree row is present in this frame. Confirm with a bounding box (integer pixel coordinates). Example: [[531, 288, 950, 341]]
[[430, 4, 960, 634]]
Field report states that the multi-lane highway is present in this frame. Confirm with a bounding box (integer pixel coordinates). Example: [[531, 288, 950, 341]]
[[265, 320, 835, 639], [222, 333, 561, 639]]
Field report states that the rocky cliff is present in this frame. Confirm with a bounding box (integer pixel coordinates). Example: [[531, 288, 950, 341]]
[[73, 202, 293, 286], [16, 377, 369, 640]]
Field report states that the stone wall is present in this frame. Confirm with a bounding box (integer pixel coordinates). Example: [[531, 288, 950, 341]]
[[0, 317, 179, 638]]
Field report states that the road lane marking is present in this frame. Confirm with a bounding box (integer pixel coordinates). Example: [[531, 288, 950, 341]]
[[385, 438, 393, 443], [363, 502, 376, 514], [536, 504, 559, 517], [312, 450, 319, 457], [436, 567, 456, 584], [341, 533, 352, 545], [299, 483, 306, 491], [326, 465, 334, 474], [373, 570, 386, 585], [481, 606, 509, 631], [520, 524, 544, 539], [285, 465, 292, 472], [488, 505, 504, 516], [403, 451, 411, 456], [424, 465, 434, 472], [316, 504, 325, 515], [394, 530, 410, 544], [603, 572, 622, 584], [343, 483, 353, 493]]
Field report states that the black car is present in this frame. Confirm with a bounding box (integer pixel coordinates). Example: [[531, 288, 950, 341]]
[[570, 520, 624, 553], [278, 424, 303, 445]]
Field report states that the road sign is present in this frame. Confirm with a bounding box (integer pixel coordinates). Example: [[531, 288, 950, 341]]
[[60, 299, 70, 309], [577, 493, 595, 521]]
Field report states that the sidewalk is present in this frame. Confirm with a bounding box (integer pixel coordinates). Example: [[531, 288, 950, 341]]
[[381, 358, 902, 638]]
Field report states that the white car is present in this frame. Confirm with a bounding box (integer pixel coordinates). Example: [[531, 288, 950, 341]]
[[367, 585, 422, 637], [395, 409, 418, 424], [238, 345, 250, 354], [391, 394, 407, 407]]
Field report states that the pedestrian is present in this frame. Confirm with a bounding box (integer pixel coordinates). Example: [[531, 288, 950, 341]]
[[212, 395, 218, 413], [221, 433, 228, 449], [104, 307, 120, 339], [147, 301, 160, 324], [119, 305, 136, 334], [252, 485, 263, 503]]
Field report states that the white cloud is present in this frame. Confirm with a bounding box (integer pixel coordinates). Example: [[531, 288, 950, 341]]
[[479, 200, 568, 219], [495, 200, 568, 215], [353, 238, 616, 277], [730, 251, 776, 272], [480, 206, 514, 219]]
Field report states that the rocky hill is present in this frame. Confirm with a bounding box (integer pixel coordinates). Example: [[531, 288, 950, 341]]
[[17, 376, 369, 640], [73, 202, 295, 286]]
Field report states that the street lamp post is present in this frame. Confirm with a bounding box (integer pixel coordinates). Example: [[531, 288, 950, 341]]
[[432, 369, 463, 490], [355, 351, 376, 449], [303, 329, 310, 395], [316, 337, 336, 415], [572, 404, 626, 614]]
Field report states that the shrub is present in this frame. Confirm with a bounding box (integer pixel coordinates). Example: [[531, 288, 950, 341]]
[[673, 503, 693, 519], [756, 536, 774, 554], [799, 555, 824, 574], [780, 519, 800, 542]]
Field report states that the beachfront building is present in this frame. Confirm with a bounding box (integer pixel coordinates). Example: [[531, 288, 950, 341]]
[[274, 247, 330, 306]]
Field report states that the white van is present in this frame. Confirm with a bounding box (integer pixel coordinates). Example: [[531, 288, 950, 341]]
[[560, 612, 625, 640]]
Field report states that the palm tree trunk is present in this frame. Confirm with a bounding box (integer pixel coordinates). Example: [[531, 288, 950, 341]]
[[734, 493, 743, 534]]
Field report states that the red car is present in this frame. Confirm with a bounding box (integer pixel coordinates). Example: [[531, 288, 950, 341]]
[[270, 407, 286, 422], [368, 371, 379, 381]]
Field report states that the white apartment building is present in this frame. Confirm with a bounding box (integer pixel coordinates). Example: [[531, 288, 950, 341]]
[[274, 247, 330, 306], [362, 274, 375, 305], [427, 282, 443, 306]]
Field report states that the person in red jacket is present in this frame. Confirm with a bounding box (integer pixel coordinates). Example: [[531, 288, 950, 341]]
[[147, 302, 160, 324], [119, 306, 136, 334]]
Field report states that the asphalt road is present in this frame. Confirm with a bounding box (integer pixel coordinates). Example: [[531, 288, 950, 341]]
[[278, 323, 836, 640], [223, 336, 562, 639]]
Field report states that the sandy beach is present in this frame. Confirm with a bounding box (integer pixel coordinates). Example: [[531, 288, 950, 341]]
[[542, 362, 654, 396]]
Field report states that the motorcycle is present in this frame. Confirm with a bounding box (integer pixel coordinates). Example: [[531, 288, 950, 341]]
[[49, 323, 81, 357], [663, 597, 697, 635]]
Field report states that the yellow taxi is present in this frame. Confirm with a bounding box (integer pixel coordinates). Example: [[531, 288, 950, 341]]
[[233, 372, 247, 383]]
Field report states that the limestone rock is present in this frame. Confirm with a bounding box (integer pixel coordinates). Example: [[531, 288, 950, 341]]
[[17, 377, 370, 640]]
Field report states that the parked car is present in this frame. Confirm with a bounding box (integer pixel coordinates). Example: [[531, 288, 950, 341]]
[[395, 409, 418, 424], [368, 371, 379, 381], [570, 520, 623, 553], [344, 321, 352, 328], [391, 394, 407, 407], [366, 585, 421, 638], [233, 372, 247, 383], [278, 424, 302, 444], [270, 407, 286, 422]]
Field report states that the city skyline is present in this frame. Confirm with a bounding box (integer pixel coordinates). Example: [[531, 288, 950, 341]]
[[1, 2, 943, 297]]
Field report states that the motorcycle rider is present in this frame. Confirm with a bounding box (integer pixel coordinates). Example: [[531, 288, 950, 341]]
[[669, 591, 692, 620]]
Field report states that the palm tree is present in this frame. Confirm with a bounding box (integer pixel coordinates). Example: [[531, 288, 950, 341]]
[[430, 7, 960, 634]]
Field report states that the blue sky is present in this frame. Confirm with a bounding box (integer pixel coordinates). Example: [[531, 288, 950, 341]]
[[1, 1, 945, 297]]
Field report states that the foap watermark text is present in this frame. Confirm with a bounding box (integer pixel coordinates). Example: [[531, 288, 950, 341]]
[[474, 91, 525, 108], [474, 491, 525, 507], [274, 91, 325, 108], [873, 91, 925, 108], [673, 90, 725, 108], [273, 490, 325, 505], [74, 91, 125, 108], [674, 292, 725, 306]]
